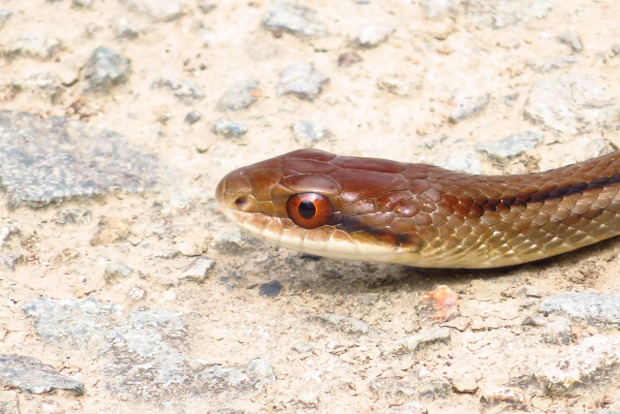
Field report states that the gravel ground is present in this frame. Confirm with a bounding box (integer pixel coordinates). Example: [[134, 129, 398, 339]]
[[1, 0, 620, 413]]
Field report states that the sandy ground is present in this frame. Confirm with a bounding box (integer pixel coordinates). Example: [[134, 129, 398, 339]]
[[2, 0, 620, 413]]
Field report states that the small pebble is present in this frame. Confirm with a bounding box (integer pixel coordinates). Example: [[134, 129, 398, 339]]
[[348, 24, 394, 48], [116, 18, 139, 39], [278, 62, 329, 101], [262, 2, 327, 38], [184, 110, 202, 124], [178, 257, 214, 283], [259, 280, 282, 297], [104, 262, 133, 284], [151, 76, 205, 102], [292, 342, 315, 353], [83, 46, 132, 94], [448, 94, 490, 123], [612, 44, 620, 56], [216, 79, 260, 111], [291, 120, 330, 147], [337, 51, 362, 67], [213, 119, 248, 139]]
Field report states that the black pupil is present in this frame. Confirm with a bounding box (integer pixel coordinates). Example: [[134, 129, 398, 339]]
[[298, 200, 316, 219]]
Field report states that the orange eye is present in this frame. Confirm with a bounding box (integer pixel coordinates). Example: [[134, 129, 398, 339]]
[[286, 193, 332, 229]]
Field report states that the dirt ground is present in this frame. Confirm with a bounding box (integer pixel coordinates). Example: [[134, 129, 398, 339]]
[[2, 0, 620, 413]]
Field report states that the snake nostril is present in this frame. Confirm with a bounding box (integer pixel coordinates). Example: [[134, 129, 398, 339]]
[[234, 195, 249, 210]]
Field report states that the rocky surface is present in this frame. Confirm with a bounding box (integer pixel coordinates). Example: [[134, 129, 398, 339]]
[[1, 0, 620, 413]]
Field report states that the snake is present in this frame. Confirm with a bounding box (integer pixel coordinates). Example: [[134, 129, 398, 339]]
[[216, 148, 620, 268]]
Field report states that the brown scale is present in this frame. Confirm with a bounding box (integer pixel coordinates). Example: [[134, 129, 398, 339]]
[[216, 149, 620, 268]]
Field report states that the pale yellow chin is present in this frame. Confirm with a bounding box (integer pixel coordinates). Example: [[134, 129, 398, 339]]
[[221, 208, 537, 268], [219, 208, 420, 265]]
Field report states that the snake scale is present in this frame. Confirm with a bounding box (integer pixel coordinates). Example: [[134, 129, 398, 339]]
[[216, 149, 620, 268]]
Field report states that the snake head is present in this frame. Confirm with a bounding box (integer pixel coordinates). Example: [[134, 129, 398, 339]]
[[216, 148, 428, 263]]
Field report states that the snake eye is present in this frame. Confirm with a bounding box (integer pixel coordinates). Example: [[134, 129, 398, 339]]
[[286, 193, 332, 229]]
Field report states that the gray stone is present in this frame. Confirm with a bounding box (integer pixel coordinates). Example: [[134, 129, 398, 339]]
[[259, 280, 282, 297], [101, 308, 276, 403], [348, 24, 395, 48], [216, 79, 260, 111], [119, 0, 182, 22], [436, 151, 482, 174], [424, 0, 456, 19], [612, 44, 620, 56], [476, 131, 543, 159], [11, 71, 63, 103], [55, 208, 92, 225], [22, 297, 124, 349], [592, 410, 620, 414], [522, 316, 547, 327], [291, 120, 330, 147], [337, 51, 363, 67], [540, 318, 572, 345], [278, 62, 329, 101], [557, 29, 582, 53], [0, 111, 160, 208], [116, 18, 139, 39], [178, 257, 214, 283], [292, 342, 315, 353], [151, 76, 206, 102], [0, 355, 83, 395], [83, 46, 132, 94], [184, 110, 202, 124], [523, 73, 620, 134], [311, 314, 372, 336], [24, 297, 274, 405], [539, 292, 620, 327], [213, 119, 248, 139], [0, 253, 22, 270], [2, 32, 61, 60], [529, 335, 620, 395], [402, 328, 451, 352], [0, 9, 12, 28], [448, 94, 490, 123], [198, 2, 217, 14], [262, 2, 327, 38], [525, 56, 581, 73], [104, 262, 133, 284], [153, 250, 180, 259]]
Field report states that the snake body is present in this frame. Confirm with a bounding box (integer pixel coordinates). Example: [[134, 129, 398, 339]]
[[216, 149, 620, 268]]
